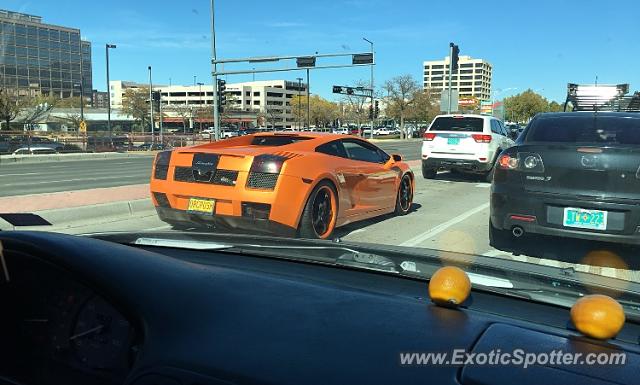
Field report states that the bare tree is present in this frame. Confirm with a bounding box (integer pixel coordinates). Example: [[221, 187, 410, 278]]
[[0, 88, 24, 131], [384, 75, 419, 139], [342, 80, 370, 135], [167, 104, 192, 133]]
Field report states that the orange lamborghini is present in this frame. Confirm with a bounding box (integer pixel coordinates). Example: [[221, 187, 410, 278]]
[[150, 132, 414, 239]]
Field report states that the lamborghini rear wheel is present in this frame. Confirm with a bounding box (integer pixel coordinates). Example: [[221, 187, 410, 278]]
[[394, 174, 413, 216], [298, 181, 338, 239]]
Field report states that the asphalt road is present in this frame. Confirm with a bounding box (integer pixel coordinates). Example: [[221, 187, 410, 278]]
[[53, 167, 640, 283], [0, 140, 422, 196]]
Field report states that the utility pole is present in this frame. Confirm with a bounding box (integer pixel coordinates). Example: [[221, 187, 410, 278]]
[[306, 68, 310, 129], [447, 43, 454, 114], [158, 90, 163, 145], [197, 82, 204, 131], [148, 66, 154, 145], [363, 37, 374, 139], [105, 44, 116, 139], [297, 77, 302, 130], [210, 0, 220, 141]]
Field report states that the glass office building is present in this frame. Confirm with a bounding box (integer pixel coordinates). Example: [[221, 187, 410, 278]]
[[0, 9, 92, 101]]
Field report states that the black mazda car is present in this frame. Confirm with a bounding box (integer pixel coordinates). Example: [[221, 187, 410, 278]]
[[490, 111, 640, 252]]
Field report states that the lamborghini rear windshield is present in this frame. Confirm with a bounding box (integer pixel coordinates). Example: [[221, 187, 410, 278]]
[[251, 136, 313, 146]]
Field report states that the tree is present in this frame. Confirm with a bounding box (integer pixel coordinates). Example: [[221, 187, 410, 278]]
[[548, 101, 564, 112], [0, 88, 24, 130], [384, 75, 420, 139], [56, 113, 82, 131], [121, 87, 150, 132], [55, 96, 85, 108], [341, 80, 370, 134], [167, 104, 192, 133], [503, 89, 551, 123], [406, 88, 439, 129]]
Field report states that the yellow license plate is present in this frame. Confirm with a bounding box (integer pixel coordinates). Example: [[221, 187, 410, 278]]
[[187, 198, 215, 215]]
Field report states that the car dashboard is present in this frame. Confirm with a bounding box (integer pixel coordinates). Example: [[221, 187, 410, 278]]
[[0, 231, 640, 385]]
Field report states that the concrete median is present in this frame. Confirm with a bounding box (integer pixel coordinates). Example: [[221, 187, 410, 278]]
[[0, 151, 155, 164]]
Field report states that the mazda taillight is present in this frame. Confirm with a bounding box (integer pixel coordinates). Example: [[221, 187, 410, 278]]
[[498, 152, 545, 173], [423, 132, 436, 141], [472, 134, 492, 143], [498, 154, 519, 170]]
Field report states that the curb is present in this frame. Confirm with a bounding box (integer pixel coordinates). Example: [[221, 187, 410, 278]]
[[0, 198, 154, 230]]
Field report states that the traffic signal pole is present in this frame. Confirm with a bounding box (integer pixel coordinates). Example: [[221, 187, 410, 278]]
[[210, 0, 220, 141], [447, 43, 454, 114]]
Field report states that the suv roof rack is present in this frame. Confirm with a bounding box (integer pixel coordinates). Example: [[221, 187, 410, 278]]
[[564, 83, 640, 112]]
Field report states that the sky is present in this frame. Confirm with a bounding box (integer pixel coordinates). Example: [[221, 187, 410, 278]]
[[5, 0, 640, 102]]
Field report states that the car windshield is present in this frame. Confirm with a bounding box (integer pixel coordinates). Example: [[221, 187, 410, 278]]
[[429, 117, 484, 132], [1, 0, 640, 317]]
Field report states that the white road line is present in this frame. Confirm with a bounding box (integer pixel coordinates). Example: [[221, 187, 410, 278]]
[[347, 229, 366, 235], [399, 202, 490, 247], [145, 225, 172, 231], [482, 249, 508, 257], [475, 183, 491, 188], [0, 172, 39, 177], [3, 175, 145, 186]]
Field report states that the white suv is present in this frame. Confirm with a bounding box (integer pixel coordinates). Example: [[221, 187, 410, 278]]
[[421, 114, 514, 181]]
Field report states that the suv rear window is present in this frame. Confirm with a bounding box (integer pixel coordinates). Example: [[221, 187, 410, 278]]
[[525, 115, 640, 145], [250, 136, 312, 146], [429, 117, 484, 132]]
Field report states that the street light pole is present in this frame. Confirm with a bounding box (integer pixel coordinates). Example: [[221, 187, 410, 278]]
[[105, 44, 116, 138], [148, 66, 154, 146], [296, 77, 302, 130], [363, 37, 374, 139], [197, 82, 204, 131], [210, 0, 220, 141], [306, 68, 310, 129]]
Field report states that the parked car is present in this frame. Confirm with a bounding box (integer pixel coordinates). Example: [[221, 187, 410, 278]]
[[373, 128, 392, 136], [421, 114, 515, 181], [12, 146, 58, 155], [490, 111, 640, 252], [333, 127, 349, 135]]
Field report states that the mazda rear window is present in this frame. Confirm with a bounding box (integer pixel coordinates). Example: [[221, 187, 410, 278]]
[[525, 116, 640, 144], [250, 136, 312, 146], [429, 117, 484, 132]]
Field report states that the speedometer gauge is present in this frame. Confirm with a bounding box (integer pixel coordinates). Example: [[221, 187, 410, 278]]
[[69, 296, 131, 370]]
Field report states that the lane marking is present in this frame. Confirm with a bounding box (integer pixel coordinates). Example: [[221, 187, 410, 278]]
[[3, 174, 145, 186], [0, 172, 39, 177], [145, 225, 172, 231], [475, 183, 491, 188], [399, 202, 490, 247]]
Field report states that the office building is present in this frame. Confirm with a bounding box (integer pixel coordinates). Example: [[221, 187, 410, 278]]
[[423, 55, 492, 101], [109, 79, 308, 129], [0, 9, 92, 101], [91, 89, 108, 108]]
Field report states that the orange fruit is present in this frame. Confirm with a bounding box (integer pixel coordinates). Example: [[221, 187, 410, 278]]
[[570, 294, 625, 340], [428, 266, 471, 306]]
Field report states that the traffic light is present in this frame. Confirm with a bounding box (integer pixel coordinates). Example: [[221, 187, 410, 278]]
[[450, 43, 460, 71], [332, 86, 343, 94], [152, 91, 161, 113], [374, 100, 380, 118], [217, 79, 226, 113], [346, 87, 354, 95], [369, 105, 374, 119]]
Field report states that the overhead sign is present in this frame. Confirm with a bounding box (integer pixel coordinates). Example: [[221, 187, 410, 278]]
[[79, 120, 87, 133]]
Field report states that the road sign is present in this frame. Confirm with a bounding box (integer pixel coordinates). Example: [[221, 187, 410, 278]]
[[79, 120, 87, 133], [440, 90, 459, 112]]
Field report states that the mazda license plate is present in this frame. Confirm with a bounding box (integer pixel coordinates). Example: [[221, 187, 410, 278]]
[[563, 208, 607, 230], [187, 198, 215, 215]]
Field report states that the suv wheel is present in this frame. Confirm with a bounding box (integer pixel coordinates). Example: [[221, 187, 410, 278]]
[[422, 164, 437, 179]]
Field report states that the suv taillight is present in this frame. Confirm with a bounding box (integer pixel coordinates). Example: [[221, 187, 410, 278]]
[[423, 132, 436, 141], [472, 134, 492, 143]]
